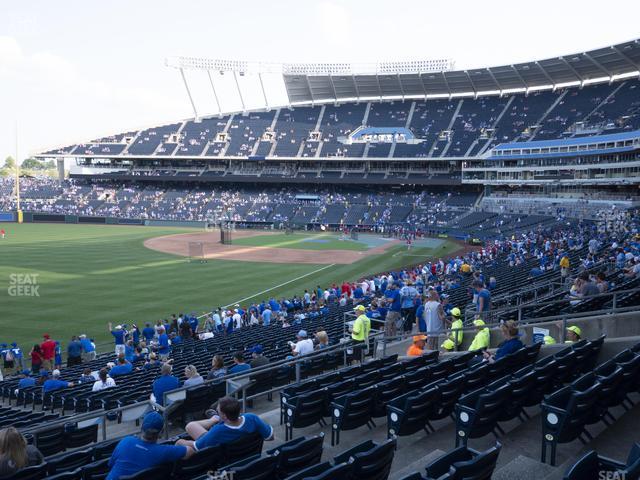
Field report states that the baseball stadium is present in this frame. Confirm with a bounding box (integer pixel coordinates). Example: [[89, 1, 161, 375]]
[[2, 5, 640, 480]]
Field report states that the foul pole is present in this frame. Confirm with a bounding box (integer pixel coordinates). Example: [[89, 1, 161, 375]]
[[15, 121, 22, 223]]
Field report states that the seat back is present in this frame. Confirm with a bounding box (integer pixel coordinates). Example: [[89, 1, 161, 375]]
[[119, 463, 173, 480], [172, 446, 222, 478], [48, 449, 94, 475], [269, 434, 324, 477], [64, 424, 99, 449], [431, 375, 465, 420], [45, 467, 83, 480], [562, 450, 600, 480], [3, 463, 49, 480], [449, 442, 502, 480], [222, 432, 265, 465], [81, 458, 110, 480], [226, 455, 278, 480], [91, 437, 122, 460], [35, 426, 66, 457], [288, 389, 327, 428], [347, 438, 397, 480]]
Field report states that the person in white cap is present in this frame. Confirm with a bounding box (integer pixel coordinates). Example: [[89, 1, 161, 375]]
[[290, 330, 314, 357], [108, 322, 127, 356]]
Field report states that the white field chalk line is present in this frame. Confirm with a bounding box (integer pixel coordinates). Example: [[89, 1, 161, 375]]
[[221, 263, 336, 309]]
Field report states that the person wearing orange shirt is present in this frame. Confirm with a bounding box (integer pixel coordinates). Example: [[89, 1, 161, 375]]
[[407, 335, 427, 356]]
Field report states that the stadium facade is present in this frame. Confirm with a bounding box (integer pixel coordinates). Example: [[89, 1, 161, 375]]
[[29, 39, 640, 218]]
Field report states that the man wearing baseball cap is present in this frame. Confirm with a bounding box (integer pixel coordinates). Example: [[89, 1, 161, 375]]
[[107, 411, 193, 480], [290, 330, 314, 357], [351, 304, 371, 362], [447, 307, 464, 351], [565, 326, 582, 343], [468, 319, 490, 351], [407, 335, 427, 356]]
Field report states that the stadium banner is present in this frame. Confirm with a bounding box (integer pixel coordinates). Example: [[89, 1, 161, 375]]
[[65, 215, 79, 223], [0, 212, 15, 222], [117, 218, 144, 225], [32, 213, 65, 223], [79, 216, 107, 224], [144, 220, 207, 228]]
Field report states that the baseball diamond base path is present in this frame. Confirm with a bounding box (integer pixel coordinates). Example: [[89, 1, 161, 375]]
[[143, 230, 401, 265]]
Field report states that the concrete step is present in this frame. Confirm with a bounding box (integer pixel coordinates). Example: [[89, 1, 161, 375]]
[[493, 455, 557, 480], [389, 448, 447, 480]]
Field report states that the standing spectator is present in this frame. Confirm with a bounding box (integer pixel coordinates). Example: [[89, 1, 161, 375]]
[[54, 342, 62, 369], [107, 412, 193, 480], [9, 343, 23, 370], [400, 281, 419, 333], [423, 290, 445, 351], [157, 327, 170, 361], [79, 335, 96, 362], [152, 363, 180, 407], [472, 280, 491, 319], [350, 305, 371, 362], [39, 334, 56, 372], [384, 283, 402, 337], [142, 323, 155, 343], [0, 427, 44, 477], [183, 365, 204, 388], [108, 323, 127, 357], [29, 345, 43, 375], [67, 336, 82, 366]]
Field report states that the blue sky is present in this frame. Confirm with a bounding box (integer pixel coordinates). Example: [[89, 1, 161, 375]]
[[1, 0, 639, 162]]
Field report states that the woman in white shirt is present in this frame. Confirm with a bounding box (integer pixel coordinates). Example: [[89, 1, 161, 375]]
[[92, 368, 116, 392]]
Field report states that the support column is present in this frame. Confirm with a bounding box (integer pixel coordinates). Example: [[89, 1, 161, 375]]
[[180, 68, 199, 120], [56, 159, 64, 182]]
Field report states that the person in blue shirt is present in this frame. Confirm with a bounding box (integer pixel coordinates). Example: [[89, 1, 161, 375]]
[[17, 370, 36, 390], [472, 280, 491, 316], [107, 411, 193, 480], [109, 357, 133, 377], [483, 321, 523, 362], [43, 369, 74, 393], [228, 352, 251, 375], [142, 323, 155, 343], [54, 342, 62, 369], [384, 283, 402, 337], [79, 335, 96, 362], [157, 327, 170, 360], [108, 323, 127, 356], [124, 341, 135, 363], [130, 325, 140, 347], [261, 308, 272, 327], [152, 363, 180, 407], [10, 343, 23, 370], [178, 396, 273, 451], [67, 336, 83, 367]]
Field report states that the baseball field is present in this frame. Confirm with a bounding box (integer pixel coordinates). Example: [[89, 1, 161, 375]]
[[0, 223, 463, 351]]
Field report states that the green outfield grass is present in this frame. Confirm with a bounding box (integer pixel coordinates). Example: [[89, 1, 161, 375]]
[[231, 232, 369, 251], [0, 224, 461, 352]]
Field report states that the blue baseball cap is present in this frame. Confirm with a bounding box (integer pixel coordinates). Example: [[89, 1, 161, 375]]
[[141, 411, 164, 432], [250, 345, 263, 354], [22, 369, 31, 376], [11, 343, 17, 347], [297, 330, 308, 338]]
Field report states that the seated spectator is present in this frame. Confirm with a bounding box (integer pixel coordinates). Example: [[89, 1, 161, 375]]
[[207, 355, 227, 380], [78, 367, 95, 384], [152, 363, 180, 407], [407, 335, 427, 356], [177, 396, 273, 451], [109, 357, 133, 377], [440, 339, 456, 352], [249, 345, 269, 369], [107, 412, 193, 480], [315, 331, 329, 349], [183, 365, 203, 388], [43, 369, 74, 393], [0, 427, 44, 477], [228, 352, 251, 375], [483, 320, 522, 362], [142, 353, 162, 370], [92, 368, 116, 392], [289, 330, 314, 357], [565, 325, 582, 343], [468, 319, 490, 351]]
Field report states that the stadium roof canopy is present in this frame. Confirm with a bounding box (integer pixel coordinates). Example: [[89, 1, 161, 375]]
[[282, 39, 640, 102], [169, 38, 640, 106]]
